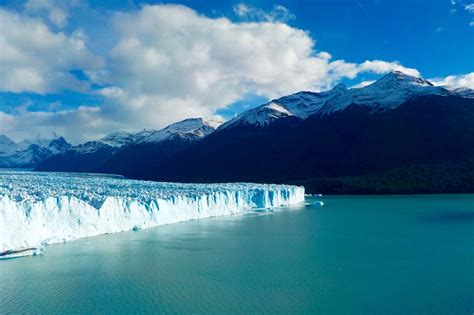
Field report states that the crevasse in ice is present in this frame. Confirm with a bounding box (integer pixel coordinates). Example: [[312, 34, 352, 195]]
[[0, 171, 304, 251]]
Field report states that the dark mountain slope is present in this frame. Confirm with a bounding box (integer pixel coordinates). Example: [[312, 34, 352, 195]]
[[99, 136, 200, 178], [36, 118, 218, 174], [36, 144, 119, 173], [141, 95, 474, 193]]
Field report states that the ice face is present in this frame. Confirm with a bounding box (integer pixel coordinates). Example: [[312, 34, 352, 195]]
[[0, 171, 304, 251]]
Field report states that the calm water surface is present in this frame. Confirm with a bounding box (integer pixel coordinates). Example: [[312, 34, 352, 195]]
[[1, 195, 473, 314]]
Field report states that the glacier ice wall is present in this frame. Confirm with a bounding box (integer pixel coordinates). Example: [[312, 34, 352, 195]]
[[0, 171, 304, 251]]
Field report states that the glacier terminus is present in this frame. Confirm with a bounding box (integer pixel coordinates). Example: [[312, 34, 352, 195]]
[[0, 171, 305, 253]]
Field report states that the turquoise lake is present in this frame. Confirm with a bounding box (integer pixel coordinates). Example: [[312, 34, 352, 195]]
[[1, 195, 473, 314]]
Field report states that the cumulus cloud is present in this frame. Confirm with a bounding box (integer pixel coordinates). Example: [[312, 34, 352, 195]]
[[0, 8, 101, 94], [430, 72, 474, 89], [0, 106, 111, 144], [358, 60, 420, 76], [103, 5, 325, 108], [327, 59, 419, 81], [1, 4, 422, 142], [91, 5, 421, 133], [233, 3, 295, 22]]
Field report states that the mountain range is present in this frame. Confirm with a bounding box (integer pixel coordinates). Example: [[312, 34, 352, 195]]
[[4, 71, 474, 193], [35, 118, 219, 175], [0, 136, 71, 168]]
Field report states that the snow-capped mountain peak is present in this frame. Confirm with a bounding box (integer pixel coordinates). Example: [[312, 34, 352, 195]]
[[0, 136, 72, 168], [276, 84, 348, 118], [373, 71, 433, 88], [317, 71, 449, 114], [137, 118, 217, 144], [74, 132, 136, 154], [219, 102, 295, 130], [16, 136, 70, 151], [59, 118, 218, 156], [47, 137, 72, 155], [99, 131, 136, 147], [218, 71, 456, 130], [0, 135, 17, 154], [220, 83, 348, 130]]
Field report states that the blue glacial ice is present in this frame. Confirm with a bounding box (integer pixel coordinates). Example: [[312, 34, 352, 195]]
[[0, 171, 305, 251]]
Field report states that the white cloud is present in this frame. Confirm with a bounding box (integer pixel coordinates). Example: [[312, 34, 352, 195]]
[[0, 4, 422, 142], [464, 3, 474, 26], [465, 3, 474, 12], [0, 106, 110, 144], [90, 4, 331, 131], [233, 3, 295, 23], [358, 60, 420, 76], [430, 72, 474, 89], [97, 86, 126, 99], [0, 8, 101, 94], [327, 59, 419, 81], [91, 4, 421, 133]]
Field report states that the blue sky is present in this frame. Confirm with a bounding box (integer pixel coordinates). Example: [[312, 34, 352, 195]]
[[0, 0, 473, 143]]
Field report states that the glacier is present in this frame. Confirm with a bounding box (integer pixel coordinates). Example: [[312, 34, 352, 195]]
[[0, 171, 304, 252]]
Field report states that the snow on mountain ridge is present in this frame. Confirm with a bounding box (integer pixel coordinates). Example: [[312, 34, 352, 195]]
[[276, 84, 348, 118], [319, 72, 450, 114], [135, 118, 217, 144], [99, 131, 136, 147], [69, 118, 218, 154], [452, 87, 474, 98], [0, 136, 71, 167], [46, 137, 71, 155], [219, 71, 454, 130], [220, 83, 348, 130], [0, 135, 17, 155], [373, 71, 433, 88], [220, 102, 295, 129]]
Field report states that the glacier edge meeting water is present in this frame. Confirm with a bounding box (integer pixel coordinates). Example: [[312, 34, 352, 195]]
[[0, 171, 305, 252]]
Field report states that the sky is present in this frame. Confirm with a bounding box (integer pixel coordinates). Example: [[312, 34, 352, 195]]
[[0, 0, 473, 143]]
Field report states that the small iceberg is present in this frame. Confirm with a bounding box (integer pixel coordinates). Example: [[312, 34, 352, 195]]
[[0, 245, 44, 260], [305, 193, 323, 197]]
